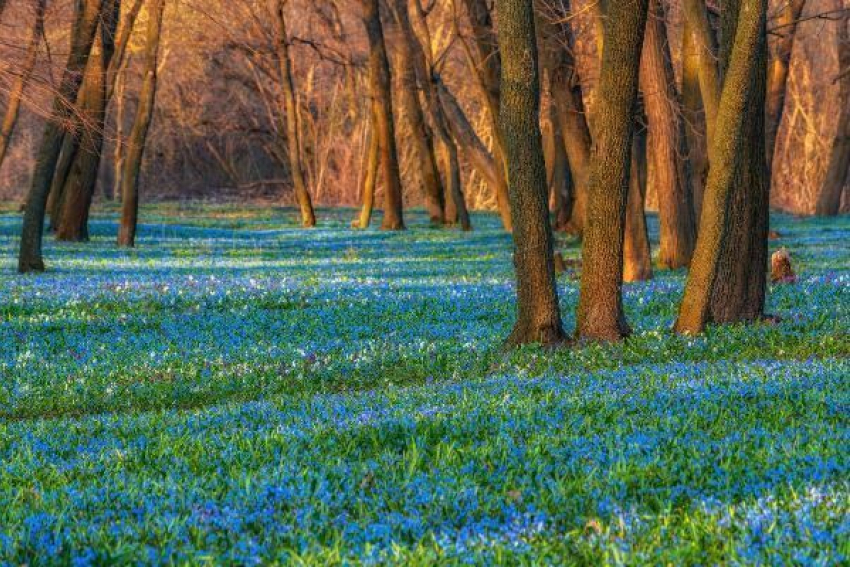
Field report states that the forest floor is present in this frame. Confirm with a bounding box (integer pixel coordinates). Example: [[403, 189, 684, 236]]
[[0, 205, 848, 564]]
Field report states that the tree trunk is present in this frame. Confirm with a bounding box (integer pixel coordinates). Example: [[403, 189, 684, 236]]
[[538, 0, 591, 236], [682, 0, 720, 147], [640, 0, 696, 269], [361, 0, 404, 230], [676, 0, 767, 334], [497, 0, 566, 346], [543, 105, 573, 230], [441, 138, 472, 231], [682, 20, 709, 221], [624, 123, 652, 282], [387, 0, 444, 224], [118, 0, 166, 247], [357, 110, 380, 229], [576, 0, 649, 342], [461, 0, 512, 231], [56, 0, 121, 241], [816, 9, 850, 216], [765, 0, 806, 172], [18, 0, 105, 273], [0, 0, 45, 171], [273, 0, 316, 228]]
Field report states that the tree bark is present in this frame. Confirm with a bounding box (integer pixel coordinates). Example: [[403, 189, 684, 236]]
[[682, 0, 721, 147], [497, 0, 566, 346], [357, 109, 380, 229], [765, 0, 806, 172], [273, 0, 316, 228], [361, 0, 404, 230], [676, 0, 768, 334], [640, 0, 696, 269], [624, 122, 652, 282], [118, 0, 166, 247], [56, 0, 121, 241], [0, 0, 45, 171], [576, 0, 649, 342], [18, 0, 106, 273], [816, 9, 850, 216], [387, 0, 445, 224], [682, 20, 709, 221]]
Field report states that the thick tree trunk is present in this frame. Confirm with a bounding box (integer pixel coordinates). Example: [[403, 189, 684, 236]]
[[361, 0, 404, 230], [273, 0, 316, 228], [765, 0, 806, 171], [816, 9, 850, 216], [640, 0, 696, 269], [118, 0, 166, 247], [676, 0, 767, 334], [682, 21, 709, 221], [624, 124, 652, 282], [387, 0, 444, 224], [56, 0, 121, 241], [0, 0, 45, 171], [497, 0, 565, 346], [576, 0, 649, 342], [18, 0, 105, 273]]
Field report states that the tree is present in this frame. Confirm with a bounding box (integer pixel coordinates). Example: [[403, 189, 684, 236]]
[[18, 0, 107, 273], [624, 119, 652, 283], [0, 0, 46, 171], [272, 0, 316, 228], [640, 0, 696, 269], [676, 0, 768, 334], [386, 0, 445, 224], [816, 6, 850, 216], [360, 0, 404, 230], [55, 0, 123, 241], [575, 0, 649, 342], [118, 0, 167, 247], [496, 0, 565, 346]]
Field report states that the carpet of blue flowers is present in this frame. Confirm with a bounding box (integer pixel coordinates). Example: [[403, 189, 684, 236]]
[[0, 204, 847, 565]]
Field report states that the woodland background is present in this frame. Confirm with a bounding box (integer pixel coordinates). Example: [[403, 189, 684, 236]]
[[0, 0, 847, 215]]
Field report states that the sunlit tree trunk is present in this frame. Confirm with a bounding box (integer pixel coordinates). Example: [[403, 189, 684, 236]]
[[682, 0, 720, 148], [624, 122, 652, 282], [576, 0, 649, 342], [357, 109, 380, 229], [676, 0, 768, 334], [361, 0, 404, 230], [56, 0, 121, 241], [682, 21, 709, 221], [18, 0, 106, 273], [387, 0, 444, 224], [497, 0, 566, 346], [765, 0, 806, 171], [118, 0, 166, 247], [0, 0, 45, 171], [816, 9, 850, 216], [640, 0, 695, 269], [273, 0, 316, 228]]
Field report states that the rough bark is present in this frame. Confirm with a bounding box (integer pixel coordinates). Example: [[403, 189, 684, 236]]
[[676, 0, 768, 334], [0, 0, 45, 171], [273, 0, 316, 228], [709, 0, 770, 325], [118, 0, 166, 247], [497, 0, 566, 346], [56, 0, 121, 241], [816, 10, 850, 216], [387, 0, 445, 224], [18, 0, 106, 273], [624, 123, 652, 282], [361, 0, 404, 230], [640, 0, 696, 269], [682, 0, 721, 146], [765, 0, 806, 171], [576, 0, 649, 342]]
